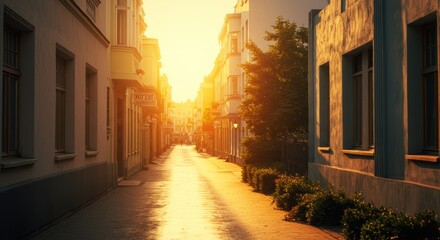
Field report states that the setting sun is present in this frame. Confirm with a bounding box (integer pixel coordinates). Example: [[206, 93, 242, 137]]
[[143, 0, 237, 102]]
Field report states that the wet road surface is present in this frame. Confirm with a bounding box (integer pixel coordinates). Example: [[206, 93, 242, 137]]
[[31, 145, 342, 240]]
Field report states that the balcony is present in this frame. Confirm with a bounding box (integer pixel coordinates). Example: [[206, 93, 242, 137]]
[[111, 45, 143, 88]]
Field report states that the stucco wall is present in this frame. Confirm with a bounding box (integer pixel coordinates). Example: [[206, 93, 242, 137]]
[[0, 0, 113, 237], [0, 0, 110, 187], [310, 0, 440, 212], [309, 163, 440, 214], [312, 0, 374, 173]]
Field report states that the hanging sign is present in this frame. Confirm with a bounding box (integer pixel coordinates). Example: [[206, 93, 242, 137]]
[[133, 92, 157, 107]]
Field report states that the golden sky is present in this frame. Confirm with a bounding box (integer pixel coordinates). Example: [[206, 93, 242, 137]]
[[143, 0, 237, 102]]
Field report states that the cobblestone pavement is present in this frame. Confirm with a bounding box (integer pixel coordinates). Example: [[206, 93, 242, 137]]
[[31, 145, 344, 240]]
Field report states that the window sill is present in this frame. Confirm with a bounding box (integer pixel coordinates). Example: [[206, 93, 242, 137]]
[[85, 151, 99, 157], [342, 149, 374, 157], [55, 153, 77, 162], [406, 154, 439, 163], [318, 147, 331, 153], [1, 156, 36, 170]]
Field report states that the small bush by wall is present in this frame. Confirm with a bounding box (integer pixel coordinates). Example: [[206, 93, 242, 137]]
[[272, 174, 319, 211], [241, 163, 440, 239], [256, 168, 279, 194], [305, 188, 356, 226], [343, 204, 440, 240]]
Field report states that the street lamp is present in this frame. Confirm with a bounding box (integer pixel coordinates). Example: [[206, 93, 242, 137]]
[[233, 122, 238, 163]]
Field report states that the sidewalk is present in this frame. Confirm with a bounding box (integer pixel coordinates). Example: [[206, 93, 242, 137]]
[[194, 152, 344, 240], [31, 146, 344, 240]]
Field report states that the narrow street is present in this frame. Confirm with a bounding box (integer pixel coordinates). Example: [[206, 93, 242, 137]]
[[31, 146, 342, 240]]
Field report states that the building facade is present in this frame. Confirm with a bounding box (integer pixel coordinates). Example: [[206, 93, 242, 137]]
[[160, 74, 172, 152], [211, 0, 328, 164], [309, 0, 440, 214], [0, 0, 167, 238], [194, 76, 214, 152], [169, 100, 195, 144], [110, 0, 164, 177], [140, 37, 162, 166], [0, 0, 112, 238]]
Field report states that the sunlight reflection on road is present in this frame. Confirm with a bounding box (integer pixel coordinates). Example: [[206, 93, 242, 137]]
[[158, 147, 224, 239]]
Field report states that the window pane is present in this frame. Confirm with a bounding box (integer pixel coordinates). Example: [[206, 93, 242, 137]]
[[117, 10, 127, 45], [56, 58, 66, 88], [2, 74, 8, 154], [9, 75, 18, 152], [56, 89, 66, 151], [3, 28, 19, 69], [85, 100, 90, 149], [424, 24, 437, 68], [368, 71, 374, 147], [353, 75, 362, 146], [2, 73, 19, 154], [424, 72, 438, 149], [353, 54, 362, 73]]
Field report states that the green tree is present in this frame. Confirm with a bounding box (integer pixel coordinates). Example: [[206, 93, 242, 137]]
[[240, 17, 308, 168], [241, 17, 308, 142]]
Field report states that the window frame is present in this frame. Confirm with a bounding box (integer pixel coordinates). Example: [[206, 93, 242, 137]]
[[116, 0, 128, 46], [319, 63, 330, 148], [343, 45, 374, 152], [55, 44, 75, 158], [422, 23, 439, 151], [85, 64, 98, 153], [55, 56, 67, 153]]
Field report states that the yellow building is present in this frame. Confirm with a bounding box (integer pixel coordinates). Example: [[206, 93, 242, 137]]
[[109, 0, 167, 177], [195, 76, 214, 152], [169, 100, 195, 144], [140, 37, 162, 164]]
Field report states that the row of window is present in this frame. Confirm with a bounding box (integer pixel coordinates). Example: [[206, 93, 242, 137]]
[[229, 20, 249, 54], [221, 76, 243, 101], [87, 0, 128, 46], [55, 46, 99, 155], [1, 7, 106, 158], [319, 21, 439, 154]]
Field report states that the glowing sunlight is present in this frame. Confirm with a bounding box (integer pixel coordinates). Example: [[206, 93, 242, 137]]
[[143, 0, 237, 102]]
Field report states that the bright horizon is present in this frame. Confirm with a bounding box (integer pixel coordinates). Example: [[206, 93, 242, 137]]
[[143, 0, 237, 102]]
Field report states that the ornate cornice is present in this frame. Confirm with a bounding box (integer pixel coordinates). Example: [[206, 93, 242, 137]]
[[59, 0, 109, 47]]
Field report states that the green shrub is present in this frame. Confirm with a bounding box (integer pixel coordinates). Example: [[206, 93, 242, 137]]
[[242, 164, 249, 183], [344, 205, 440, 240], [242, 165, 279, 194], [342, 201, 383, 240], [242, 164, 256, 186], [251, 168, 260, 191], [360, 209, 411, 240], [272, 174, 319, 211], [285, 193, 314, 222], [242, 137, 281, 167], [256, 168, 279, 194], [305, 188, 356, 226], [413, 210, 440, 240]]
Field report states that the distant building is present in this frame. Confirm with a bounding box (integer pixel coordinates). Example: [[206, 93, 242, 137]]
[[140, 37, 163, 166], [168, 100, 195, 144], [210, 0, 328, 164], [160, 74, 173, 152], [309, 0, 440, 213], [194, 76, 214, 152]]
